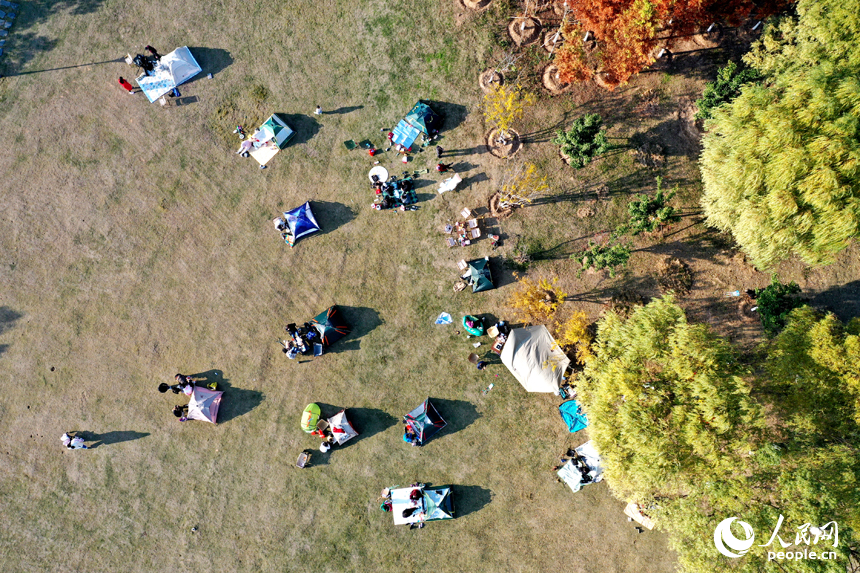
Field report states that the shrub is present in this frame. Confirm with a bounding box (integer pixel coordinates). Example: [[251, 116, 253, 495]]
[[572, 242, 631, 277], [553, 113, 610, 168], [754, 279, 802, 337]]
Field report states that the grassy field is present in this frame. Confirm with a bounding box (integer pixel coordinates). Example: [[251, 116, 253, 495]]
[[2, 1, 859, 572]]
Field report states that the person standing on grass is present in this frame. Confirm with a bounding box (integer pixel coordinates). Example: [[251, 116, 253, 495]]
[[144, 45, 160, 61], [436, 163, 453, 173], [61, 432, 88, 449], [118, 77, 135, 95], [436, 145, 443, 158], [314, 105, 322, 115]]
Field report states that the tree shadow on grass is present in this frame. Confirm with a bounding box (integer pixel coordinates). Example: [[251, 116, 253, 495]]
[[453, 485, 493, 518], [432, 399, 481, 442], [86, 431, 149, 449], [311, 200, 355, 236], [425, 100, 468, 132], [278, 114, 321, 147], [190, 369, 264, 424], [810, 280, 860, 323], [0, 307, 23, 357]]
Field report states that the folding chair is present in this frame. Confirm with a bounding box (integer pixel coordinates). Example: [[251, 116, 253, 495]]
[[446, 238, 457, 248], [470, 228, 481, 240], [313, 343, 324, 357], [460, 208, 472, 219], [467, 219, 479, 229], [457, 259, 468, 270], [296, 450, 312, 468]]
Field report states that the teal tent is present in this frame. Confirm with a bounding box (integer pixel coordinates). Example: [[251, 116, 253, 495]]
[[404, 101, 441, 135], [559, 400, 588, 433], [466, 257, 494, 293], [260, 114, 295, 149], [310, 305, 351, 347], [390, 484, 454, 525]]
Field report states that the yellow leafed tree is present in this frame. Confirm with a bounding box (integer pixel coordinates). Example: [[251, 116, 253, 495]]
[[507, 275, 568, 324], [499, 162, 550, 209], [554, 311, 594, 364], [482, 84, 536, 141]]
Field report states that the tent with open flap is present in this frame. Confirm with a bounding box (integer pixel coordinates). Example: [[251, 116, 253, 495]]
[[310, 305, 351, 346], [500, 325, 570, 392], [136, 46, 202, 103], [390, 484, 454, 525], [557, 441, 604, 493], [186, 386, 223, 423], [282, 202, 321, 247], [250, 114, 295, 165], [465, 257, 494, 293], [403, 398, 447, 445], [327, 409, 359, 445]]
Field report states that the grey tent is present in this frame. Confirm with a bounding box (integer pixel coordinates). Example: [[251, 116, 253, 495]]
[[500, 325, 570, 392]]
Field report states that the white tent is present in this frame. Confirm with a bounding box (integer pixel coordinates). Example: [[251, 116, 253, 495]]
[[557, 441, 604, 493], [500, 325, 570, 392], [327, 409, 359, 446], [136, 46, 202, 103]]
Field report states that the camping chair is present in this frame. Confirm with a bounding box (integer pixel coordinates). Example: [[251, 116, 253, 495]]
[[457, 259, 468, 271], [470, 228, 481, 240], [296, 450, 312, 468], [460, 208, 472, 219], [313, 343, 324, 357], [453, 281, 467, 292], [446, 238, 457, 248]]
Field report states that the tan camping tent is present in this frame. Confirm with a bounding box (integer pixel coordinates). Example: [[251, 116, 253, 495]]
[[500, 325, 570, 392]]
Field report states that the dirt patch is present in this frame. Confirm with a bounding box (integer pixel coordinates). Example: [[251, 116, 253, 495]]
[[634, 88, 662, 118], [542, 63, 570, 95], [738, 297, 759, 323], [630, 142, 665, 169], [658, 258, 693, 297], [604, 290, 647, 318], [486, 128, 521, 158], [508, 17, 542, 46], [479, 68, 504, 93], [577, 201, 597, 219], [677, 97, 703, 151], [459, 0, 493, 9]]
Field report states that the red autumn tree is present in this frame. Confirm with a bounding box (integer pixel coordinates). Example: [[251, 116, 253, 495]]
[[553, 0, 792, 88]]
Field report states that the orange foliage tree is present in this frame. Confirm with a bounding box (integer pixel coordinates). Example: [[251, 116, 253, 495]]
[[553, 0, 792, 88]]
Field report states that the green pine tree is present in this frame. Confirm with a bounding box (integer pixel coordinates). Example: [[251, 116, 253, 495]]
[[553, 113, 610, 168]]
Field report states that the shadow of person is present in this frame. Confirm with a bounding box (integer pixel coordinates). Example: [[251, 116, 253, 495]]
[[452, 485, 493, 518], [190, 370, 265, 424], [431, 399, 481, 440], [311, 201, 356, 236], [323, 306, 383, 354], [324, 105, 364, 115], [277, 114, 321, 147], [86, 431, 150, 449], [186, 47, 234, 77]]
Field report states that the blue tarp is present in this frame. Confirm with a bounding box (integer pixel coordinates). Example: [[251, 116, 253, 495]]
[[391, 119, 420, 149], [559, 400, 588, 433]]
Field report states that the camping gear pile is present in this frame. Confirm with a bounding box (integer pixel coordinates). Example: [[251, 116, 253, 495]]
[[371, 175, 417, 211], [391, 101, 441, 151], [273, 202, 321, 248], [402, 398, 447, 446], [134, 46, 202, 103], [248, 114, 295, 166], [281, 305, 351, 358], [557, 441, 604, 493], [158, 375, 223, 424]]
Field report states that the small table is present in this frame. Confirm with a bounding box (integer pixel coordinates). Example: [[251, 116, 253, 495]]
[[369, 165, 389, 182]]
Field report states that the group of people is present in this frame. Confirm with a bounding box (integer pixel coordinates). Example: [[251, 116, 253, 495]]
[[379, 485, 427, 529], [371, 175, 417, 211], [157, 373, 211, 422], [118, 46, 161, 95], [281, 322, 320, 359]]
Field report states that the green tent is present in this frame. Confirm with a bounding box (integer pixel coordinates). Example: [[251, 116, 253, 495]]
[[301, 403, 321, 433], [467, 257, 494, 293], [403, 101, 440, 135], [310, 305, 352, 347], [259, 114, 295, 150]]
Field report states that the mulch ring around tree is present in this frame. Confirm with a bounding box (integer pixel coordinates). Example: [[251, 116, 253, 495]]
[[630, 141, 665, 169], [508, 17, 542, 46], [488, 192, 514, 219], [657, 258, 693, 297], [542, 63, 570, 95], [542, 28, 564, 53], [459, 0, 493, 9], [486, 128, 521, 158], [479, 68, 504, 93], [738, 295, 759, 323]]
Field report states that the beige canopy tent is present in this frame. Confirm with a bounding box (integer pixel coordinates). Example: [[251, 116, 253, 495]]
[[500, 325, 570, 392]]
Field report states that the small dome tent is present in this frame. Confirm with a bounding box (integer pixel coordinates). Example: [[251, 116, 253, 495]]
[[186, 386, 223, 423], [282, 202, 321, 247], [310, 305, 352, 346], [403, 398, 447, 446]]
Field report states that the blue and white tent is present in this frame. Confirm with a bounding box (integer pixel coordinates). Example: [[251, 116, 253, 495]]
[[282, 202, 321, 247], [559, 400, 588, 433], [136, 46, 202, 103]]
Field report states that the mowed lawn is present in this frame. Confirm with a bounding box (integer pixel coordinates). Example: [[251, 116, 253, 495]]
[[0, 1, 676, 571]]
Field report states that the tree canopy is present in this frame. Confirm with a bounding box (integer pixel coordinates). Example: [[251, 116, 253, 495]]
[[553, 0, 790, 88], [700, 0, 860, 268]]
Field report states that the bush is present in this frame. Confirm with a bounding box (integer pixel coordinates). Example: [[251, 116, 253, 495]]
[[754, 279, 802, 337], [553, 113, 610, 168], [507, 275, 568, 324], [695, 61, 759, 122], [622, 177, 680, 235], [572, 242, 631, 277]]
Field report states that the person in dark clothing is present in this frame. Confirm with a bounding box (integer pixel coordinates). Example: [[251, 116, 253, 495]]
[[173, 405, 189, 421], [435, 145, 443, 158], [144, 45, 161, 60]]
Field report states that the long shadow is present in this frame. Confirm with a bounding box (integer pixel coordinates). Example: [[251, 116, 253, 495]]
[[0, 307, 23, 357], [324, 106, 363, 115], [311, 200, 355, 236], [520, 111, 573, 144], [278, 114, 321, 147], [810, 280, 860, 323], [186, 47, 233, 78], [323, 306, 383, 354], [86, 431, 149, 449], [489, 255, 516, 289], [190, 369, 264, 424], [432, 398, 481, 441], [441, 145, 488, 158], [425, 100, 468, 132], [453, 485, 493, 518], [2, 56, 124, 76]]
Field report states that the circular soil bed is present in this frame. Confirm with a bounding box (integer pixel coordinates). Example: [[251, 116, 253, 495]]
[[508, 17, 542, 46], [693, 25, 722, 48], [460, 0, 493, 9], [657, 258, 693, 297], [488, 192, 514, 218], [486, 128, 521, 158], [542, 28, 564, 53], [593, 70, 620, 90], [479, 68, 504, 93], [738, 298, 758, 323], [542, 63, 570, 95]]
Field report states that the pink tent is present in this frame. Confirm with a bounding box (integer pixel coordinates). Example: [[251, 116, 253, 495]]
[[186, 387, 223, 424]]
